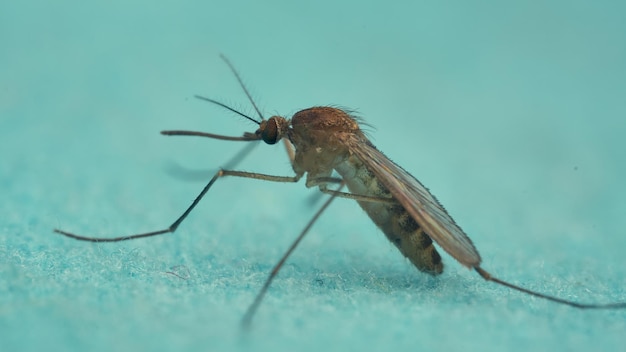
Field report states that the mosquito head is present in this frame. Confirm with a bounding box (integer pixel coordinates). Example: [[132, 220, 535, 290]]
[[256, 116, 289, 145]]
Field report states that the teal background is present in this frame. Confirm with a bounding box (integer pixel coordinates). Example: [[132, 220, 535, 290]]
[[2, 1, 625, 351]]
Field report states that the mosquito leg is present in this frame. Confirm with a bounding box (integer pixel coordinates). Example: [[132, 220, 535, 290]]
[[308, 176, 395, 204], [319, 188, 395, 204], [220, 170, 301, 182], [308, 176, 344, 185], [302, 176, 343, 206], [54, 169, 303, 242], [242, 182, 345, 328], [475, 267, 626, 309]]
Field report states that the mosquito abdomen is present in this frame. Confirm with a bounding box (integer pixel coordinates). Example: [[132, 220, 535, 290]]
[[336, 155, 444, 275]]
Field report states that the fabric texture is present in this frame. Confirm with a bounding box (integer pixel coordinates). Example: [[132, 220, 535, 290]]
[[2, 1, 625, 351]]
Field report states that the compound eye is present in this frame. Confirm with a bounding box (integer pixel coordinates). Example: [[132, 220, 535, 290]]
[[261, 118, 280, 145]]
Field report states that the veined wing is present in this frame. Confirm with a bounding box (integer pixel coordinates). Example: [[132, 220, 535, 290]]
[[342, 133, 481, 268]]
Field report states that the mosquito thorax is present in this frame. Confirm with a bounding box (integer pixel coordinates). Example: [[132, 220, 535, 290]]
[[291, 107, 360, 135]]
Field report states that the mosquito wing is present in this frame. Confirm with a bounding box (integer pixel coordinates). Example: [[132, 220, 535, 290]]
[[342, 133, 481, 268]]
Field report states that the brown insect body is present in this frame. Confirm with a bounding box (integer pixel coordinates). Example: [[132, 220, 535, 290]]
[[270, 106, 471, 275], [54, 58, 626, 326], [338, 154, 445, 275]]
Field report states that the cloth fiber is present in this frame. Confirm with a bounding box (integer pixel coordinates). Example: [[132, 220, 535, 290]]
[[2, 1, 625, 351]]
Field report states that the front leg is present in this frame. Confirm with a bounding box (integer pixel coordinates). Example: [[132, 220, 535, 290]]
[[54, 168, 305, 242]]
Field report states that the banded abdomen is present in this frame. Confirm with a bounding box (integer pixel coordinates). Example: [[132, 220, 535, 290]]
[[335, 155, 443, 275]]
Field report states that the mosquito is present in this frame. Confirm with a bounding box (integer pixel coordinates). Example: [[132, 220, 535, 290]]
[[54, 55, 626, 327]]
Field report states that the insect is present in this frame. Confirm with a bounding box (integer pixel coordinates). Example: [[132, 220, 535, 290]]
[[55, 55, 626, 327]]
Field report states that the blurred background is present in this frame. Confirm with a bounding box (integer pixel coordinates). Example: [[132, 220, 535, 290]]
[[1, 1, 625, 351]]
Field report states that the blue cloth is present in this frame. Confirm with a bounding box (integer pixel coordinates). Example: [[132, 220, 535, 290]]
[[2, 1, 625, 351]]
